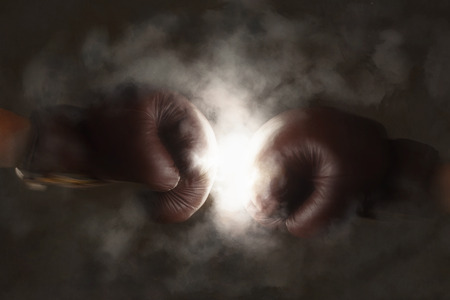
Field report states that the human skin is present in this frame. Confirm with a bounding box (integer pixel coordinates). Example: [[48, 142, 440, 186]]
[[0, 108, 32, 168]]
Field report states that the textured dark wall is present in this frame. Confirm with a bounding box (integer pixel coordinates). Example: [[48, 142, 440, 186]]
[[1, 1, 450, 299]]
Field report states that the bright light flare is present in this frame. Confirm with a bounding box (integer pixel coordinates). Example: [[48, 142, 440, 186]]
[[212, 132, 254, 214]]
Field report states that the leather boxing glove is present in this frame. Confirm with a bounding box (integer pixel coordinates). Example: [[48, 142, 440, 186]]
[[246, 107, 391, 237], [85, 88, 217, 222], [19, 87, 217, 223]]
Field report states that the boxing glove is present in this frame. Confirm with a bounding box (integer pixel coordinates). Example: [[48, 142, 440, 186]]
[[85, 88, 217, 222], [19, 87, 217, 223], [246, 107, 391, 237]]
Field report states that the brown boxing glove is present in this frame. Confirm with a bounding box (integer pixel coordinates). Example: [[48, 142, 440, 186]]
[[20, 86, 217, 223], [247, 107, 391, 237], [85, 88, 217, 222]]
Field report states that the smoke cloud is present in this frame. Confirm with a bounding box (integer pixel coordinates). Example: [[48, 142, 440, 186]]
[[1, 0, 450, 299]]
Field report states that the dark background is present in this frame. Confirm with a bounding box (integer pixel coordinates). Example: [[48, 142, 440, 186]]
[[1, 0, 450, 299]]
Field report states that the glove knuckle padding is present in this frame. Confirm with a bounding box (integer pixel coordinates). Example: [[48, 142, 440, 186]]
[[248, 107, 390, 237], [87, 90, 217, 223]]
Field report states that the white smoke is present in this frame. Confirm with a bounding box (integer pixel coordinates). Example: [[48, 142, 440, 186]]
[[425, 22, 450, 102], [2, 1, 449, 299]]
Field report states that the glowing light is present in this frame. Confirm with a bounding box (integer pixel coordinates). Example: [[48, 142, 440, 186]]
[[199, 81, 264, 233], [212, 132, 253, 213]]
